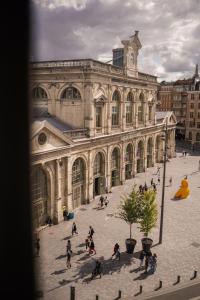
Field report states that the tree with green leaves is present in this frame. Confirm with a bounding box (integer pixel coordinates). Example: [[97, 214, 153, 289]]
[[118, 188, 142, 240], [139, 189, 158, 237]]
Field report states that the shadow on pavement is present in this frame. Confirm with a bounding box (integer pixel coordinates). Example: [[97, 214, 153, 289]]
[[77, 243, 85, 248], [55, 254, 67, 260], [47, 279, 73, 293], [72, 252, 136, 283], [50, 268, 67, 275]]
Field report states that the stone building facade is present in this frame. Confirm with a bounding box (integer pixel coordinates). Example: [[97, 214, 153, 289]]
[[158, 65, 200, 147], [30, 32, 176, 229]]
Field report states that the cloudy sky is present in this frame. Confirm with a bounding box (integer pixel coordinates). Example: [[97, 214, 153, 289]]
[[31, 0, 200, 81]]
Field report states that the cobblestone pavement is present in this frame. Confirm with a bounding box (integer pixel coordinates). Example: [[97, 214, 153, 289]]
[[35, 150, 200, 300]]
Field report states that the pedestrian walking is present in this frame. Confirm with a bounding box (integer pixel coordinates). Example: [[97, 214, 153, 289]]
[[151, 253, 157, 274], [150, 178, 154, 186], [152, 183, 157, 192], [112, 243, 120, 258], [144, 251, 152, 273], [88, 226, 95, 239], [71, 222, 78, 235], [66, 250, 71, 268], [63, 206, 68, 221], [85, 236, 90, 250], [35, 238, 40, 257], [169, 177, 172, 186], [158, 176, 160, 184], [89, 239, 96, 255], [144, 255, 149, 273], [66, 240, 72, 254], [139, 184, 143, 193], [104, 196, 109, 207], [115, 249, 121, 260], [139, 250, 145, 268], [144, 182, 148, 191], [99, 195, 104, 207], [46, 216, 52, 226], [91, 260, 102, 279], [156, 166, 161, 175]]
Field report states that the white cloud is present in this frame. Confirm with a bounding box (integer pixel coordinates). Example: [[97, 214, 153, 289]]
[[31, 0, 200, 81]]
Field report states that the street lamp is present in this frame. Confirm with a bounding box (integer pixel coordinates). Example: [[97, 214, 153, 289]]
[[159, 118, 168, 244]]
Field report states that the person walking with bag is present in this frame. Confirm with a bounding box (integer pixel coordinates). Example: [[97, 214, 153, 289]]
[[89, 239, 96, 255]]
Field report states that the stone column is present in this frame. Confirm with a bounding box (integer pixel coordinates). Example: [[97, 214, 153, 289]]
[[88, 150, 94, 202], [122, 88, 126, 131], [84, 83, 95, 137], [107, 146, 112, 192], [143, 138, 147, 172], [107, 85, 112, 134], [121, 142, 125, 184], [66, 156, 73, 212], [55, 159, 64, 223]]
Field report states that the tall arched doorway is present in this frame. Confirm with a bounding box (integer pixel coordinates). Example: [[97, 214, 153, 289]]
[[93, 152, 105, 196], [111, 148, 120, 187], [32, 166, 48, 229], [125, 143, 133, 179], [137, 141, 144, 173], [72, 158, 85, 209], [147, 138, 153, 168]]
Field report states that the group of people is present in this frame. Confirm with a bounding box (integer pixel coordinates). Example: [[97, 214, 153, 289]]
[[139, 250, 157, 274], [99, 195, 109, 208]]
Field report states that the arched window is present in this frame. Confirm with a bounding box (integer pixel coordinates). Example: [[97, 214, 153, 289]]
[[93, 153, 103, 176], [196, 132, 200, 141], [188, 132, 192, 140], [125, 144, 133, 162], [32, 87, 48, 100], [137, 141, 144, 158], [126, 92, 133, 124], [32, 167, 47, 202], [112, 90, 120, 126], [61, 87, 81, 100], [127, 92, 134, 102], [112, 90, 121, 101], [111, 148, 120, 169], [72, 158, 85, 184]]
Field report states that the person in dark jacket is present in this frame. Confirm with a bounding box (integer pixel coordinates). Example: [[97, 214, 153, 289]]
[[139, 250, 145, 268], [71, 222, 78, 235]]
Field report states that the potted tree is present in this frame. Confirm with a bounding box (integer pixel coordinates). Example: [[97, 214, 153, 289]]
[[118, 188, 142, 254], [139, 189, 158, 253]]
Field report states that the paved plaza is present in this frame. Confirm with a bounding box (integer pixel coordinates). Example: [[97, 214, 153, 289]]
[[35, 149, 200, 300]]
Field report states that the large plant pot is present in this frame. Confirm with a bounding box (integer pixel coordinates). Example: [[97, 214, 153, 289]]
[[125, 238, 137, 254], [141, 238, 153, 253]]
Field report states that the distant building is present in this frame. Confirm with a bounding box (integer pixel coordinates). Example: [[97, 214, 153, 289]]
[[30, 31, 176, 229], [158, 65, 200, 147]]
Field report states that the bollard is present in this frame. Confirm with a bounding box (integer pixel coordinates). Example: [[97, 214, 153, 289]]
[[191, 270, 197, 280], [118, 290, 122, 298], [139, 285, 143, 294], [96, 295, 99, 300], [70, 286, 75, 300]]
